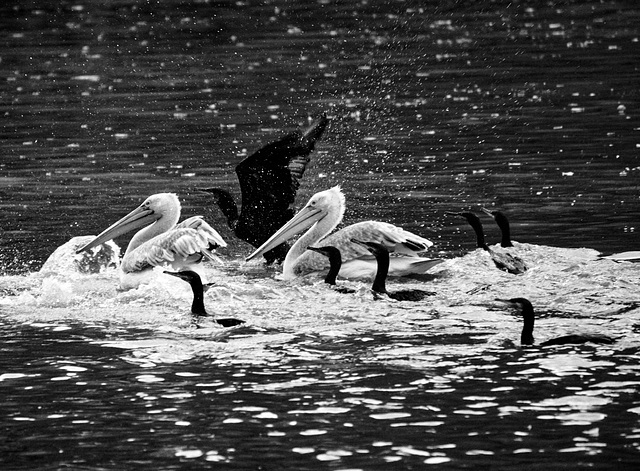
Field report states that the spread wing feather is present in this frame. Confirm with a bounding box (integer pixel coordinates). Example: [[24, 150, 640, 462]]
[[122, 218, 227, 273], [235, 116, 329, 230], [176, 216, 227, 248], [293, 221, 433, 276]]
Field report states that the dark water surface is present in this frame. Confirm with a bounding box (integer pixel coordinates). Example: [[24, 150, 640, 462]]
[[1, 0, 639, 268], [1, 0, 640, 469]]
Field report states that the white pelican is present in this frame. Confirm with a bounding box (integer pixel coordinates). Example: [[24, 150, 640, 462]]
[[77, 193, 226, 289], [245, 186, 442, 280]]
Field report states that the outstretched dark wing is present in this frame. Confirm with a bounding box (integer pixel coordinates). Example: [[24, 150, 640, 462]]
[[234, 115, 329, 249]]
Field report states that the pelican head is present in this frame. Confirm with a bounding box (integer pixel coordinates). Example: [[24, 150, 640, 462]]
[[77, 193, 181, 254], [246, 186, 345, 261]]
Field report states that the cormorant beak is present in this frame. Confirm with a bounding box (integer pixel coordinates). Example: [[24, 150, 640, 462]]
[[245, 203, 324, 261], [163, 270, 205, 289], [202, 282, 216, 293], [198, 188, 224, 205], [76, 204, 157, 254], [480, 208, 495, 218], [163, 270, 188, 281], [494, 298, 519, 310]]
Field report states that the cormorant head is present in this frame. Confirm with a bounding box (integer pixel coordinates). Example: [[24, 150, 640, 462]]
[[307, 245, 342, 260], [482, 208, 509, 225], [199, 188, 226, 201], [446, 211, 482, 225], [199, 188, 238, 225], [351, 238, 389, 257], [505, 297, 533, 312], [496, 297, 535, 346], [163, 270, 202, 287]]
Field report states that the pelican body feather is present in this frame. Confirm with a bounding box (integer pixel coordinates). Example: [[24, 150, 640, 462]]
[[77, 193, 226, 288]]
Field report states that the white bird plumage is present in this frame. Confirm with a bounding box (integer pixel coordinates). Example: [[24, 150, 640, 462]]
[[246, 186, 442, 280], [77, 193, 226, 289], [601, 251, 640, 262]]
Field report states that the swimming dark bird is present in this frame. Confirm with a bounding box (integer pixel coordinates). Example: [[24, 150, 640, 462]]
[[164, 270, 244, 327], [351, 239, 435, 302], [306, 246, 356, 294], [498, 297, 616, 346], [446, 211, 527, 275], [201, 115, 329, 264], [481, 208, 516, 248]]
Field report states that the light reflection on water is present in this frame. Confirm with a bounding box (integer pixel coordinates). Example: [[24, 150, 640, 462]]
[[2, 243, 640, 468], [1, 0, 640, 469], [1, 320, 639, 469]]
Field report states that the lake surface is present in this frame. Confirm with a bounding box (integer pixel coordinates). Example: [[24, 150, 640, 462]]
[[1, 0, 639, 469]]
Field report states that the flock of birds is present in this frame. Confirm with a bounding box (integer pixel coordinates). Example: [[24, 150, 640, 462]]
[[75, 115, 628, 348]]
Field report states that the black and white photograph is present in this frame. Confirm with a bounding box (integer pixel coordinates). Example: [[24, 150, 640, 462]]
[[1, 0, 639, 469]]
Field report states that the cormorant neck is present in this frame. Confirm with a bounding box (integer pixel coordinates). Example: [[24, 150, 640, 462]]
[[467, 217, 489, 251], [520, 304, 535, 345], [324, 252, 342, 286], [495, 215, 513, 248], [371, 250, 390, 294], [189, 279, 208, 316], [209, 189, 239, 226]]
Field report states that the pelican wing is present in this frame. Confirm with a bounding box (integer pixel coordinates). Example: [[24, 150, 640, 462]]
[[293, 221, 434, 276], [176, 216, 227, 249], [121, 218, 227, 273], [601, 251, 640, 261], [338, 257, 444, 279], [324, 221, 432, 259]]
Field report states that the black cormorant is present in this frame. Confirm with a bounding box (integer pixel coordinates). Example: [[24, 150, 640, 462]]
[[351, 239, 435, 302], [201, 115, 329, 264], [497, 297, 615, 346], [306, 246, 356, 294], [481, 208, 516, 248], [447, 211, 527, 275], [164, 270, 244, 327]]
